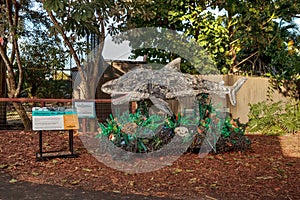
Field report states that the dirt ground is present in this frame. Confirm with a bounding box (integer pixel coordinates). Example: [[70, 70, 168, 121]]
[[0, 130, 299, 200]]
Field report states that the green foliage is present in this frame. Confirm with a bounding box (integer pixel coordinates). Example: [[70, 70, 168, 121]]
[[127, 0, 300, 79], [190, 94, 250, 153], [215, 116, 250, 153], [43, 0, 147, 43], [248, 100, 300, 135], [96, 111, 174, 153], [215, 0, 300, 76], [268, 76, 300, 101], [20, 29, 69, 98], [127, 1, 231, 72], [97, 94, 250, 154]]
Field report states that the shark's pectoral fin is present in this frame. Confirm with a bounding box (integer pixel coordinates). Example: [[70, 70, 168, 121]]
[[228, 77, 247, 106], [112, 92, 146, 105], [149, 96, 174, 116], [112, 94, 131, 105]]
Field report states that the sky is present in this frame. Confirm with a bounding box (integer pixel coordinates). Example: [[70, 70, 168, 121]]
[[102, 36, 139, 61]]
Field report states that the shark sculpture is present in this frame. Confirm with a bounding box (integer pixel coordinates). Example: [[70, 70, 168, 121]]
[[102, 58, 247, 116]]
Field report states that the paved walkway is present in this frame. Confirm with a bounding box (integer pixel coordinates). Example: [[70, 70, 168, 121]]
[[0, 171, 173, 200]]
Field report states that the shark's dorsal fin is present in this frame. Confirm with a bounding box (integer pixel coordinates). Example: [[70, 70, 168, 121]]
[[163, 58, 181, 71]]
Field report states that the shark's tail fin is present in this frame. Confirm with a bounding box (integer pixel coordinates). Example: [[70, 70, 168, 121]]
[[228, 77, 247, 106]]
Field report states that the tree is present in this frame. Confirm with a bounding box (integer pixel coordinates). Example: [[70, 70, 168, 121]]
[[0, 2, 6, 127], [215, 0, 300, 99], [0, 0, 32, 130], [42, 0, 130, 99], [20, 29, 68, 98], [126, 0, 299, 72], [124, 0, 234, 73], [0, 39, 6, 127], [42, 0, 148, 130], [0, 0, 71, 129], [213, 0, 300, 74]]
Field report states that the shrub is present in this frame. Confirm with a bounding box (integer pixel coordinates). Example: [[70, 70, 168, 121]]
[[248, 100, 300, 135], [188, 94, 250, 153]]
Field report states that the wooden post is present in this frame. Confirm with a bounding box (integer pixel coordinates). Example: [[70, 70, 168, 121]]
[[82, 118, 87, 134]]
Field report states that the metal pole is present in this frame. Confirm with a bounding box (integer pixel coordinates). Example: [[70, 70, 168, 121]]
[[39, 130, 43, 158], [69, 130, 74, 154]]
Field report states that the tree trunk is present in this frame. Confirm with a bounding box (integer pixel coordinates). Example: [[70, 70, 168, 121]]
[[12, 101, 31, 130], [228, 10, 238, 74], [0, 56, 6, 128]]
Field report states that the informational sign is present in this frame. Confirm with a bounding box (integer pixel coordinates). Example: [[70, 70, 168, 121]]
[[32, 107, 79, 131], [74, 101, 96, 118]]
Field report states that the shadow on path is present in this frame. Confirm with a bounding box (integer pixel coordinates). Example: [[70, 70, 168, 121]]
[[0, 171, 173, 200]]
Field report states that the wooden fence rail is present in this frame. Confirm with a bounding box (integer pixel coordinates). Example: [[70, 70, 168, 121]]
[[0, 98, 113, 130], [0, 75, 289, 130]]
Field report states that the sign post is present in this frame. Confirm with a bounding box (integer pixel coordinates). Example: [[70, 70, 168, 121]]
[[32, 107, 79, 161], [74, 101, 96, 133]]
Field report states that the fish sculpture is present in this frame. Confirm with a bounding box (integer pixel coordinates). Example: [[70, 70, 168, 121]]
[[101, 58, 247, 116]]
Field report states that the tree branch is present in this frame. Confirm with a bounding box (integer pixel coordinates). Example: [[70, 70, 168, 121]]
[[46, 9, 90, 98], [11, 0, 22, 97], [46, 11, 81, 69], [0, 43, 16, 97], [231, 51, 259, 71], [1, 1, 18, 97], [89, 12, 106, 94], [6, 0, 15, 64]]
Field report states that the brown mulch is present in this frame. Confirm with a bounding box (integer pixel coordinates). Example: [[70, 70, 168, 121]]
[[0, 130, 299, 200]]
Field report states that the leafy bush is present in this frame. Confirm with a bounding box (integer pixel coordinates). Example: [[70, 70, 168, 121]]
[[97, 110, 179, 153], [248, 100, 300, 135], [189, 94, 250, 153], [215, 117, 250, 153]]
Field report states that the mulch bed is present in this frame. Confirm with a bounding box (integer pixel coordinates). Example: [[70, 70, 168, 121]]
[[0, 130, 299, 200]]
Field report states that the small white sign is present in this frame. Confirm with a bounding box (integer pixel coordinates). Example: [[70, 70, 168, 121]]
[[33, 115, 64, 130], [74, 101, 96, 118]]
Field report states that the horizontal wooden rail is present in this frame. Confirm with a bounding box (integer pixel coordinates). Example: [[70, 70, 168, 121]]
[[0, 98, 112, 103]]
